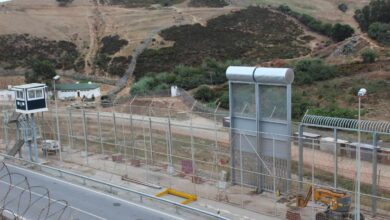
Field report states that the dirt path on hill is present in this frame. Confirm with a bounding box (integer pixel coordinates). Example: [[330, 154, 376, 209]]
[[84, 0, 105, 75]]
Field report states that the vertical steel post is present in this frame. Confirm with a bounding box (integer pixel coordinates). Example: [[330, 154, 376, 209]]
[[256, 84, 262, 192], [286, 84, 292, 193], [82, 109, 88, 165], [97, 111, 103, 155], [68, 109, 74, 149], [112, 111, 118, 152], [334, 128, 338, 188], [3, 111, 9, 151], [53, 81, 62, 162], [298, 124, 303, 191], [272, 134, 277, 216], [149, 115, 154, 165], [239, 133, 244, 208], [190, 111, 196, 180], [229, 81, 235, 184], [167, 109, 173, 172], [372, 132, 378, 217], [355, 96, 362, 220], [31, 114, 39, 162], [130, 112, 135, 159]]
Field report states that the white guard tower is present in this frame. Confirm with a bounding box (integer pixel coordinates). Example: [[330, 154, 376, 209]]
[[8, 83, 48, 162]]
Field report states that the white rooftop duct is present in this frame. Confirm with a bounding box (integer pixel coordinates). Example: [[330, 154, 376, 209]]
[[226, 66, 294, 85]]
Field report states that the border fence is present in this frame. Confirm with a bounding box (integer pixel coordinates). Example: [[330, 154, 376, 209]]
[[1, 102, 390, 220]]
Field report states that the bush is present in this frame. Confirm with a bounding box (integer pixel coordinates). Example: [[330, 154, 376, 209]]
[[361, 49, 378, 63], [331, 23, 354, 41], [57, 0, 73, 6], [278, 4, 354, 41], [219, 92, 229, 109], [338, 3, 348, 12], [26, 60, 57, 85], [130, 77, 156, 95], [194, 85, 215, 102], [189, 0, 228, 7], [368, 22, 390, 44], [354, 0, 390, 31], [308, 107, 358, 119], [294, 59, 339, 84]]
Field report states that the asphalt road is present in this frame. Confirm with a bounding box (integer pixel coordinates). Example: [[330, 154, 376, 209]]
[[1, 163, 184, 220]]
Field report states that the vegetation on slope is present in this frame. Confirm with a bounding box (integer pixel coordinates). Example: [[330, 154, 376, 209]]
[[188, 0, 228, 8], [0, 34, 79, 70], [136, 7, 310, 78], [354, 0, 390, 45], [94, 35, 131, 77], [107, 0, 185, 7], [25, 60, 57, 86], [278, 5, 355, 42]]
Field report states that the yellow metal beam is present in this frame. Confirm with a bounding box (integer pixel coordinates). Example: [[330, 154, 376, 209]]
[[156, 188, 197, 205]]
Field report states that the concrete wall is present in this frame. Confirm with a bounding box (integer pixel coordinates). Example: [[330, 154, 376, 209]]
[[58, 88, 100, 100], [0, 90, 15, 101]]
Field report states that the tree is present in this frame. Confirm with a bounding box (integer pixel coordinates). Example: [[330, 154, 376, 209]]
[[368, 22, 390, 44], [338, 3, 348, 12], [57, 0, 74, 6], [361, 49, 378, 63], [354, 0, 390, 31], [331, 23, 354, 41], [194, 85, 215, 102], [25, 60, 57, 85]]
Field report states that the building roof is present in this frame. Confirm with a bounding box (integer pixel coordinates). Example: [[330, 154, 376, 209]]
[[13, 83, 47, 89], [56, 83, 99, 91]]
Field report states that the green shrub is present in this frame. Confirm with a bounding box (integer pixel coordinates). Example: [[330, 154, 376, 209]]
[[308, 107, 358, 119], [361, 49, 378, 63], [331, 23, 354, 41], [155, 72, 177, 84], [130, 76, 156, 95], [292, 92, 312, 120], [278, 5, 354, 41], [189, 0, 228, 7], [368, 22, 390, 44], [25, 60, 57, 85], [354, 0, 390, 31], [194, 85, 215, 102], [338, 3, 348, 12], [219, 92, 229, 109], [294, 59, 339, 84]]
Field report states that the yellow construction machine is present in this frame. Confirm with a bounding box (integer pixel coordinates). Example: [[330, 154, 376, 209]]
[[297, 186, 364, 220]]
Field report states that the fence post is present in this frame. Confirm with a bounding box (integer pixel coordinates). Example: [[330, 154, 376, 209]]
[[372, 132, 378, 217], [334, 128, 338, 188], [112, 111, 118, 152], [298, 124, 303, 191], [68, 109, 74, 149], [97, 111, 104, 155], [82, 109, 88, 165], [167, 108, 173, 174], [148, 111, 154, 165], [3, 111, 9, 151], [239, 133, 244, 208]]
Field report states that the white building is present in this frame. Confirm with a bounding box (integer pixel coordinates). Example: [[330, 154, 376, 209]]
[[0, 89, 15, 101], [56, 82, 101, 100]]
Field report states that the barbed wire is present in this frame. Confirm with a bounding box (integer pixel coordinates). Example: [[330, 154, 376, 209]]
[[0, 162, 70, 220]]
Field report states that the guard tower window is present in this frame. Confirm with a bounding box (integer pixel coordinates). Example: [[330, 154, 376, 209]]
[[16, 90, 24, 100], [28, 88, 44, 100], [28, 90, 36, 99]]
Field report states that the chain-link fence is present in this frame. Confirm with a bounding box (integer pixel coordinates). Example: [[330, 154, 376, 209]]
[[1, 105, 390, 220]]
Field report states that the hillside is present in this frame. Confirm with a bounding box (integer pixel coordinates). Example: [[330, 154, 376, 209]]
[[0, 0, 389, 120]]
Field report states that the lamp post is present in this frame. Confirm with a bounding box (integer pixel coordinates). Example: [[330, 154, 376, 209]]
[[53, 75, 62, 162], [355, 88, 366, 220]]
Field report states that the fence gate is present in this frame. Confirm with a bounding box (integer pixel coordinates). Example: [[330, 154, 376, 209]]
[[227, 66, 293, 193]]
